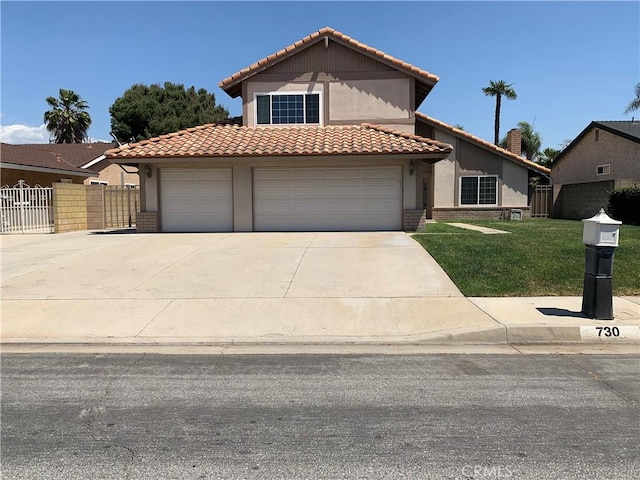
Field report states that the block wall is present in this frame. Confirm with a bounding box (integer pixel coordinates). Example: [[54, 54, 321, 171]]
[[136, 212, 158, 233], [558, 180, 615, 220], [52, 183, 88, 233], [403, 208, 427, 231], [432, 207, 531, 221], [86, 184, 106, 230]]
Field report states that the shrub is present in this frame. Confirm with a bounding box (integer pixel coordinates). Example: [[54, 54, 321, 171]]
[[608, 187, 640, 225]]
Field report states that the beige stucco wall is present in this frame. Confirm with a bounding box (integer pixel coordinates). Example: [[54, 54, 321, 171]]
[[328, 78, 411, 124], [432, 131, 457, 208], [143, 164, 158, 212], [551, 127, 640, 185], [83, 161, 139, 186], [457, 141, 500, 174], [243, 77, 413, 131], [430, 129, 530, 209], [501, 160, 528, 207]]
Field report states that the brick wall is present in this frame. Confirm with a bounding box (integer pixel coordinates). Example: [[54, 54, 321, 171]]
[[558, 180, 615, 220], [136, 212, 158, 232], [52, 183, 88, 233], [403, 209, 427, 231], [432, 207, 530, 221], [86, 184, 106, 230]]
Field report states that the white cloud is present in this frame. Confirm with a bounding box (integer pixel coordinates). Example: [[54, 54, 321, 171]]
[[0, 124, 50, 144]]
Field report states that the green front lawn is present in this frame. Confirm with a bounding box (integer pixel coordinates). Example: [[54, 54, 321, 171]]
[[413, 219, 640, 297]]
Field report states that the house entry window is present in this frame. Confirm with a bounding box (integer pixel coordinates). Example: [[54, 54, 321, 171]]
[[460, 175, 498, 205], [256, 93, 320, 125]]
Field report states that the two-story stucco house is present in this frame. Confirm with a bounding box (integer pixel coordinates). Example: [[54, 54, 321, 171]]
[[551, 120, 640, 219], [106, 27, 549, 233]]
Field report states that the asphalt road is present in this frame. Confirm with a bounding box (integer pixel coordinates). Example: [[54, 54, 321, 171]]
[[1, 354, 638, 479]]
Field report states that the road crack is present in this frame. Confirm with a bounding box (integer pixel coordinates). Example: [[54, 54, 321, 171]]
[[563, 355, 637, 406]]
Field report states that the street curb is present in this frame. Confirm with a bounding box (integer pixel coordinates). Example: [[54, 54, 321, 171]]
[[2, 326, 638, 347]]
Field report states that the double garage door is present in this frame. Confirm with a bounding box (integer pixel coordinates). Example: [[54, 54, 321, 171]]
[[161, 166, 401, 232]]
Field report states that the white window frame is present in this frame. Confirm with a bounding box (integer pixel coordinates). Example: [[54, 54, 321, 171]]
[[124, 183, 137, 188], [90, 180, 109, 185], [459, 175, 499, 206], [254, 91, 323, 126], [596, 164, 610, 176]]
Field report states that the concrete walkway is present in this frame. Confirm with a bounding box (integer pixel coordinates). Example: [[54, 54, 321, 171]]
[[1, 231, 638, 349], [446, 223, 510, 234]]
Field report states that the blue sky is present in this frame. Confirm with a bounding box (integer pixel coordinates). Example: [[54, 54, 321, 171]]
[[1, 1, 638, 152]]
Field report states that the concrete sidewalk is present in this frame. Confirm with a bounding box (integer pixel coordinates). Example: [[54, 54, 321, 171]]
[[2, 296, 638, 347], [1, 231, 638, 349]]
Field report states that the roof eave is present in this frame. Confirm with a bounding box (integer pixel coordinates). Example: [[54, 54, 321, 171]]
[[415, 113, 550, 176], [0, 161, 96, 177], [219, 29, 439, 101]]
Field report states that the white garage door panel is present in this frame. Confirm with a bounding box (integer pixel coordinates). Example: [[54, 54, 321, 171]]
[[161, 168, 233, 232], [254, 166, 402, 231]]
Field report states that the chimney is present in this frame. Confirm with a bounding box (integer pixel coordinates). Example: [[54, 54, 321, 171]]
[[506, 128, 522, 156]]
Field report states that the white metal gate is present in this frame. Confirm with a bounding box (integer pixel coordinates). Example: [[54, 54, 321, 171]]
[[1, 181, 54, 233]]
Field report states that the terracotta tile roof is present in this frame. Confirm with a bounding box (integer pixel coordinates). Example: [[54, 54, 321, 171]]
[[105, 123, 452, 160], [0, 142, 105, 175], [219, 27, 439, 103], [414, 113, 551, 175]]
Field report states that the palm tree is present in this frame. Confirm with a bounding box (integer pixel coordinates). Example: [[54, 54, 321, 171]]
[[44, 88, 92, 143], [537, 147, 561, 168], [517, 121, 542, 161], [624, 82, 640, 114], [482, 80, 517, 145]]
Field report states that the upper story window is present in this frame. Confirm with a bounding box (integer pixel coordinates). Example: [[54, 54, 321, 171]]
[[255, 93, 320, 125], [597, 164, 610, 175], [460, 175, 498, 206]]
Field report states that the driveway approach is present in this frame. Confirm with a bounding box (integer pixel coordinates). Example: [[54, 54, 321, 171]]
[[1, 231, 501, 343]]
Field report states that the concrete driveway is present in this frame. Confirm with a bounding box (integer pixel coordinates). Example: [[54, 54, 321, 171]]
[[1, 231, 500, 343]]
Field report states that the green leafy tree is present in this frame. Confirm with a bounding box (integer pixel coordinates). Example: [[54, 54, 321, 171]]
[[43, 88, 92, 143], [109, 82, 229, 142], [624, 82, 640, 114], [482, 80, 517, 145]]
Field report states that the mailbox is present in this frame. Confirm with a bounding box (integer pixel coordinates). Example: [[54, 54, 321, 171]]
[[582, 209, 621, 247], [581, 208, 621, 320]]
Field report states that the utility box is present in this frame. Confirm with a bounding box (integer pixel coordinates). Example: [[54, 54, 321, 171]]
[[582, 209, 621, 247], [581, 209, 621, 320], [510, 209, 522, 221]]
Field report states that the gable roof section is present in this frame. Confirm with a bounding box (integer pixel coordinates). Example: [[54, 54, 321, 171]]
[[219, 27, 439, 107], [414, 113, 551, 176], [0, 143, 101, 176], [553, 120, 640, 168], [104, 123, 452, 160]]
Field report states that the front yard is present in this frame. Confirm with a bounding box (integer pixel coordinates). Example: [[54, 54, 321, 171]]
[[413, 219, 640, 297]]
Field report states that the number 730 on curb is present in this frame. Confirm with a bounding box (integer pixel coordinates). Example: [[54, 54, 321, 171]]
[[580, 326, 640, 341]]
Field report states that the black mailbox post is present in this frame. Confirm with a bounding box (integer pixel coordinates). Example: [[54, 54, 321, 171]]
[[581, 209, 621, 320]]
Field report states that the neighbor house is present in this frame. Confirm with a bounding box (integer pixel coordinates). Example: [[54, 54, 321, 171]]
[[551, 120, 640, 219], [106, 27, 549, 233], [1, 143, 95, 186], [0, 142, 139, 187]]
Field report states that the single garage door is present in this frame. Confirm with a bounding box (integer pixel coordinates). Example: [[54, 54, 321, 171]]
[[161, 168, 233, 232], [253, 166, 402, 231]]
